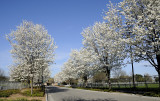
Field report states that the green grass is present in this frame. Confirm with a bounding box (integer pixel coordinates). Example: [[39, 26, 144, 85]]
[[73, 84, 160, 97], [137, 84, 159, 88], [0, 89, 20, 97], [102, 83, 159, 89], [21, 88, 44, 97], [0, 99, 41, 101], [0, 87, 45, 98]]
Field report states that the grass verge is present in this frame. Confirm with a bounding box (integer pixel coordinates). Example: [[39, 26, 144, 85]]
[[0, 87, 45, 98], [0, 98, 41, 101], [0, 87, 45, 101], [0, 89, 20, 97], [73, 87, 160, 97], [21, 88, 44, 97]]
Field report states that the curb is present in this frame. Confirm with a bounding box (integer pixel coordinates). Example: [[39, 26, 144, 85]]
[[45, 86, 48, 101]]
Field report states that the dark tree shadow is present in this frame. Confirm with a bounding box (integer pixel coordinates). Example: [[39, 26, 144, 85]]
[[46, 86, 69, 93], [62, 97, 117, 101]]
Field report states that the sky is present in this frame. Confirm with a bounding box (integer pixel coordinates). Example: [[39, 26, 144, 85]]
[[0, 0, 158, 78]]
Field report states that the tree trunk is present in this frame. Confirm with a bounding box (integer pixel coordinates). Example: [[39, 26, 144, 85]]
[[27, 79, 30, 88], [31, 77, 33, 95], [156, 55, 160, 89], [83, 76, 88, 88], [130, 45, 135, 88], [107, 69, 111, 90], [131, 59, 136, 88], [158, 73, 160, 89], [69, 78, 71, 85], [41, 66, 44, 90]]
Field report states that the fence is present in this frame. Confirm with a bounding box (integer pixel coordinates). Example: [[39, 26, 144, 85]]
[[0, 81, 29, 90], [76, 82, 159, 89]]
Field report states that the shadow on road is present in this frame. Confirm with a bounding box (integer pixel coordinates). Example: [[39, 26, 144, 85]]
[[62, 97, 117, 101], [46, 86, 69, 93]]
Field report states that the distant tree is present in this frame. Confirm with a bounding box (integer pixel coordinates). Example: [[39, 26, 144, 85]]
[[0, 69, 8, 81], [71, 49, 98, 86], [60, 58, 78, 85], [112, 69, 127, 79], [144, 73, 152, 82], [48, 78, 54, 83], [135, 74, 144, 82], [93, 72, 106, 83], [113, 69, 130, 82], [119, 75, 131, 83], [154, 77, 159, 83], [66, 78, 78, 85]]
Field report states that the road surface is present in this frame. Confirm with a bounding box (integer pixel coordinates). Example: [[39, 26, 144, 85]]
[[46, 86, 160, 101]]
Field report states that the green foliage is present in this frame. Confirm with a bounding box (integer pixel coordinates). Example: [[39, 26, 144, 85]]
[[154, 77, 159, 83], [21, 88, 44, 97], [0, 89, 20, 97], [65, 78, 78, 85], [48, 78, 54, 83], [135, 74, 144, 82]]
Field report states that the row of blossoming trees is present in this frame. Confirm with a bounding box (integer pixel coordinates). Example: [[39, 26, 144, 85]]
[[7, 21, 57, 94], [54, 0, 160, 89]]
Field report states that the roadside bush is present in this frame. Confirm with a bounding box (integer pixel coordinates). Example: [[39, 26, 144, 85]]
[[0, 89, 20, 97]]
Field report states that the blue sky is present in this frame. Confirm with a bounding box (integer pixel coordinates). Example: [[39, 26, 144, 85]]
[[0, 0, 157, 77]]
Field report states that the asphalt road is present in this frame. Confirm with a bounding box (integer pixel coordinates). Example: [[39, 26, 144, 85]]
[[46, 86, 160, 101]]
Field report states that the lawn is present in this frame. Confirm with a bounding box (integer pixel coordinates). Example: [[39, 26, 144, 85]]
[[137, 83, 159, 88]]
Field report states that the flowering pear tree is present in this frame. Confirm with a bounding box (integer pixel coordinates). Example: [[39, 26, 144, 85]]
[[81, 3, 125, 89], [54, 48, 99, 86], [7, 21, 57, 94], [120, 0, 160, 88], [54, 72, 64, 83], [54, 57, 77, 84], [61, 59, 77, 85], [70, 48, 99, 86]]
